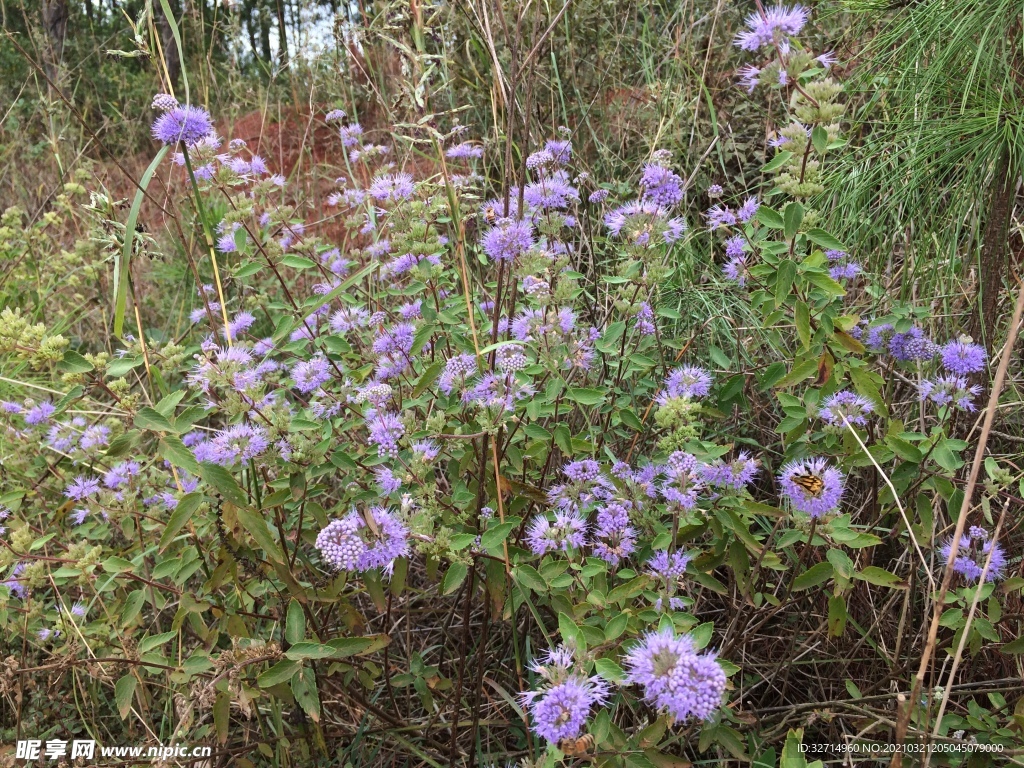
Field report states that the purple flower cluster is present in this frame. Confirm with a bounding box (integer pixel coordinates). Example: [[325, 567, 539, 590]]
[[778, 456, 845, 517], [151, 105, 214, 146], [819, 391, 874, 427], [940, 340, 987, 375], [940, 526, 1006, 583], [919, 375, 982, 412], [526, 512, 588, 555], [658, 365, 713, 402], [734, 4, 809, 51], [520, 646, 610, 745], [624, 629, 727, 721], [315, 507, 409, 575]]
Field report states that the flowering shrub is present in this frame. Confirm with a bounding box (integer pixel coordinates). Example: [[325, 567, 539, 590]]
[[1, 4, 1021, 765]]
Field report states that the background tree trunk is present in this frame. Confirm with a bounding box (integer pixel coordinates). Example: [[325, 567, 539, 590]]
[[970, 144, 1014, 345], [157, 2, 182, 95], [40, 0, 69, 94]]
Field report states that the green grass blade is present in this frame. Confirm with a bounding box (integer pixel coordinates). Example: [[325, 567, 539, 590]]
[[157, 0, 190, 103], [114, 145, 168, 338]]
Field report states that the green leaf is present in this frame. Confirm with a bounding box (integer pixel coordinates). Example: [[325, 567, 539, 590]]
[[756, 206, 786, 229], [442, 562, 468, 595], [855, 566, 904, 588], [791, 561, 834, 591], [159, 435, 200, 475], [557, 612, 586, 651], [804, 271, 846, 297], [102, 557, 135, 573], [139, 630, 177, 653], [57, 350, 94, 374], [286, 599, 306, 645], [805, 229, 846, 252], [115, 145, 169, 337], [513, 564, 547, 593], [774, 358, 819, 389], [604, 612, 628, 641], [795, 301, 811, 349], [198, 462, 249, 507], [565, 387, 607, 406], [594, 657, 626, 683], [134, 406, 177, 433], [292, 666, 321, 722], [762, 151, 794, 173], [781, 729, 808, 768], [775, 259, 797, 306], [280, 254, 316, 269], [53, 385, 84, 414], [285, 642, 341, 660], [783, 202, 804, 240], [552, 424, 572, 456], [114, 674, 137, 719], [236, 506, 282, 560], [158, 492, 203, 551], [258, 659, 300, 688], [480, 521, 516, 551], [811, 125, 829, 155], [999, 636, 1024, 654], [689, 621, 715, 650], [106, 355, 144, 378]]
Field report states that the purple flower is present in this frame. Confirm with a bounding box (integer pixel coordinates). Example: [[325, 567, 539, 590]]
[[103, 461, 141, 489], [660, 452, 705, 509], [25, 402, 55, 425], [519, 646, 610, 745], [701, 453, 759, 490], [624, 628, 727, 721], [779, 457, 845, 517], [819, 391, 874, 427], [734, 5, 809, 51], [375, 467, 402, 494], [79, 425, 110, 450], [481, 219, 535, 263], [737, 197, 760, 222], [940, 340, 987, 375], [526, 512, 587, 555], [438, 354, 477, 396], [151, 105, 214, 146], [316, 507, 409, 575], [737, 65, 762, 93], [919, 375, 982, 412], [940, 527, 1006, 583], [588, 189, 609, 203], [646, 550, 690, 581], [65, 476, 100, 501], [545, 138, 572, 165], [446, 142, 484, 159], [411, 440, 440, 462], [706, 205, 737, 230], [888, 327, 937, 361], [368, 172, 415, 202], [367, 411, 405, 457], [591, 502, 637, 565], [658, 365, 713, 402], [292, 356, 331, 393], [325, 109, 347, 122], [640, 164, 685, 207]]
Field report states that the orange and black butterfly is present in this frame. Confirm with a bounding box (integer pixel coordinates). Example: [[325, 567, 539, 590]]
[[791, 473, 825, 497]]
